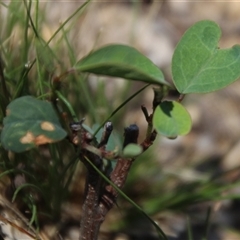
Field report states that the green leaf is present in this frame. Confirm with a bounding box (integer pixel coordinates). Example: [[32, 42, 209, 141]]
[[172, 20, 240, 93], [153, 101, 192, 137], [122, 143, 143, 158], [1, 96, 67, 153], [75, 44, 170, 86]]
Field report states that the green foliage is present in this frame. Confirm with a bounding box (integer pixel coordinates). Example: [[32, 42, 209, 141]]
[[1, 1, 240, 238], [153, 101, 192, 138], [122, 143, 143, 158], [1, 96, 67, 152], [75, 44, 169, 85], [0, 1, 90, 230], [172, 20, 240, 93]]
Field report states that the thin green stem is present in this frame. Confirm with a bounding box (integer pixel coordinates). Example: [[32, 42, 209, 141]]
[[35, 0, 39, 33], [47, 0, 90, 45], [29, 202, 37, 226], [187, 216, 193, 240], [61, 27, 76, 65], [202, 207, 212, 240], [13, 60, 35, 99], [36, 57, 44, 97], [93, 84, 150, 137], [12, 184, 44, 202], [0, 2, 8, 8], [77, 74, 97, 122], [55, 90, 78, 121], [23, 0, 31, 63], [23, 0, 39, 38], [85, 156, 168, 240]]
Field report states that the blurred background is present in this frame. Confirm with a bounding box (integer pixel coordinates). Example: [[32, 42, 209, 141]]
[[1, 1, 240, 240]]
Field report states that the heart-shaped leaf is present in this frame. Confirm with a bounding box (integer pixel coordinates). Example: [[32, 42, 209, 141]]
[[1, 96, 67, 153], [153, 101, 192, 137], [75, 44, 170, 86], [172, 20, 240, 93]]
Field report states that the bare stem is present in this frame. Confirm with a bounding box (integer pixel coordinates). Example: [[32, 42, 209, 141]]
[[69, 90, 160, 240], [98, 124, 139, 218], [79, 151, 103, 240]]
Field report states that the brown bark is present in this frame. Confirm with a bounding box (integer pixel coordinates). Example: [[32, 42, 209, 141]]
[[71, 119, 156, 240], [79, 152, 103, 240]]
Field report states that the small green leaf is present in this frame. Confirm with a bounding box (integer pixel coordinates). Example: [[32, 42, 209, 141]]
[[123, 143, 143, 158], [172, 20, 240, 93], [1, 96, 67, 153], [153, 101, 192, 137], [75, 44, 170, 86]]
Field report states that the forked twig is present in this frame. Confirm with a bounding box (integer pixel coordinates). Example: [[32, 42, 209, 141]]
[[69, 88, 162, 240]]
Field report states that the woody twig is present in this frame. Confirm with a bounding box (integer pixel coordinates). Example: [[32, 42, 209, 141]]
[[69, 88, 163, 240]]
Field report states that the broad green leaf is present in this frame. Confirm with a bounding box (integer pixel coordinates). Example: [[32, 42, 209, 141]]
[[153, 101, 191, 137], [122, 143, 143, 158], [172, 20, 240, 93], [75, 44, 170, 86], [1, 96, 67, 153]]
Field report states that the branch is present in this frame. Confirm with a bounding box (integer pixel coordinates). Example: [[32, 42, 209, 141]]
[[69, 87, 161, 240], [99, 124, 139, 217], [71, 122, 113, 240]]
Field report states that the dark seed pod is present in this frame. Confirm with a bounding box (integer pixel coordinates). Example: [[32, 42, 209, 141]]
[[123, 124, 139, 147]]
